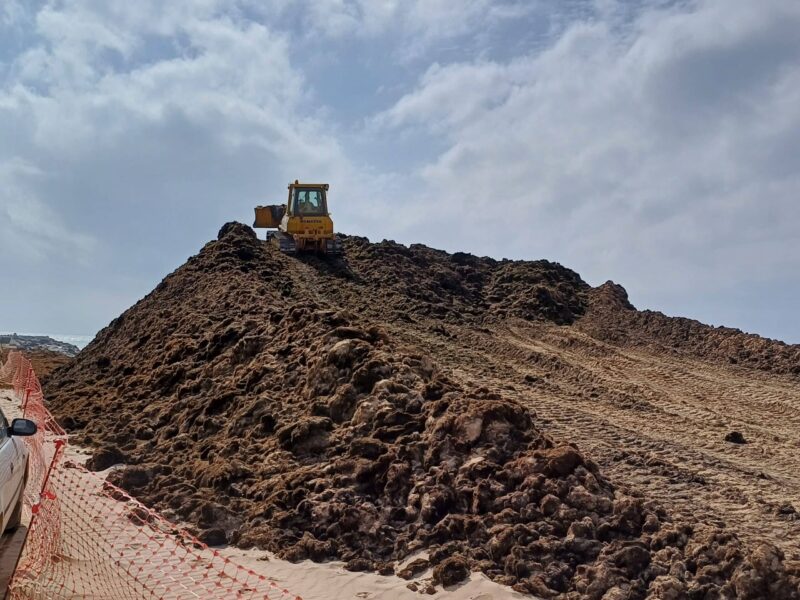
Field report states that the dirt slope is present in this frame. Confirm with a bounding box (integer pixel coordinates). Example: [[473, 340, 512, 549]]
[[44, 224, 800, 599]]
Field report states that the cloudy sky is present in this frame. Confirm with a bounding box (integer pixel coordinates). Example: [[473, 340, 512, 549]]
[[1, 0, 799, 343]]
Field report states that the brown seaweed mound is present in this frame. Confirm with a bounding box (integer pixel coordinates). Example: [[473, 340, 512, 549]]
[[45, 224, 799, 598], [579, 282, 800, 377]]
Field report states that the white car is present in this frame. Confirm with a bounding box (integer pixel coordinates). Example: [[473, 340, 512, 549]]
[[0, 409, 37, 533]]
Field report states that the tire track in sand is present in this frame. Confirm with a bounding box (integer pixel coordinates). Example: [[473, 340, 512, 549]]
[[395, 321, 800, 565]]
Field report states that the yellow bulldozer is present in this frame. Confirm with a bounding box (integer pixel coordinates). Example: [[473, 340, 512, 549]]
[[253, 180, 343, 255]]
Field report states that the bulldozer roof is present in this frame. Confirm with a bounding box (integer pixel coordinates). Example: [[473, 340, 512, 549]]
[[288, 181, 329, 190]]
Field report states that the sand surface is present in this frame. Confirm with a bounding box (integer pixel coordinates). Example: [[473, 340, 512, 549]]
[[219, 548, 529, 600]]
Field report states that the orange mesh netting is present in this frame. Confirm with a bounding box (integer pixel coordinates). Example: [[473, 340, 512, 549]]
[[1, 350, 301, 600]]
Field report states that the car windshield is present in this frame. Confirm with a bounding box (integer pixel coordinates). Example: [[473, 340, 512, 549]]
[[293, 188, 326, 216]]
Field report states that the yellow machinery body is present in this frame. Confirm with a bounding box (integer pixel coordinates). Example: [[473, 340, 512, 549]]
[[253, 181, 342, 254]]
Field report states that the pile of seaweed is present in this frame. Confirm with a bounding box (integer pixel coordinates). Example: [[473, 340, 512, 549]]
[[334, 235, 590, 326], [578, 282, 800, 378], [45, 224, 799, 598]]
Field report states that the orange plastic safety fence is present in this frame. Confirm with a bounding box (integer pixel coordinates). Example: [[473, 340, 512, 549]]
[[0, 351, 302, 600]]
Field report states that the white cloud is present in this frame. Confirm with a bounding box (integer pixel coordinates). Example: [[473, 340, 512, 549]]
[[0, 0, 354, 331], [0, 0, 345, 224], [1, 0, 28, 28], [251, 0, 533, 51], [373, 0, 800, 313], [371, 60, 523, 131], [0, 159, 95, 262], [298, 0, 493, 39], [1, 0, 799, 343]]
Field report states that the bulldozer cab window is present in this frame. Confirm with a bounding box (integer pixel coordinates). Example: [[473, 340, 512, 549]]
[[293, 189, 326, 216]]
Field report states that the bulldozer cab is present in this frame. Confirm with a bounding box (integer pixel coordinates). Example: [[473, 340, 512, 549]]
[[289, 185, 328, 217], [254, 180, 342, 255]]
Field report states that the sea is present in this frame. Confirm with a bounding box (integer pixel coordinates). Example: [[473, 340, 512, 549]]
[[1, 333, 94, 350]]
